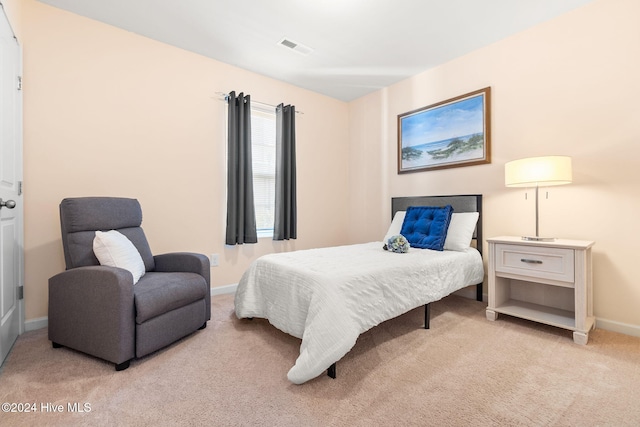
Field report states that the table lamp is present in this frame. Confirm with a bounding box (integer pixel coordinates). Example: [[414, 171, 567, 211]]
[[505, 156, 572, 241]]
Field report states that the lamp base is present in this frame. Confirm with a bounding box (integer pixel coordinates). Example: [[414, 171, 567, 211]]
[[521, 236, 556, 242]]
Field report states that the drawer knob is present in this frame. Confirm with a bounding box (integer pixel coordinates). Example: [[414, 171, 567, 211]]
[[520, 258, 543, 264]]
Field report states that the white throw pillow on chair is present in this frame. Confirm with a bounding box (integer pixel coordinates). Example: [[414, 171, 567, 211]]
[[93, 230, 146, 284]]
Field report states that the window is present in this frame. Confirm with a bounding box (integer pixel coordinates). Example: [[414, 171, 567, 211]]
[[250, 104, 276, 237]]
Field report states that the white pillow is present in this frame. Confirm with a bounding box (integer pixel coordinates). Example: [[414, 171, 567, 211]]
[[444, 212, 479, 252], [383, 211, 406, 243], [93, 230, 145, 284]]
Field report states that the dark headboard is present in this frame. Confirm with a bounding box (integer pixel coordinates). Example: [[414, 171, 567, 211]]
[[391, 194, 484, 302], [391, 194, 483, 256]]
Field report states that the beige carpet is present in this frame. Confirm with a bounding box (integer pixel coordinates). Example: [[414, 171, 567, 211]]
[[1, 293, 639, 426]]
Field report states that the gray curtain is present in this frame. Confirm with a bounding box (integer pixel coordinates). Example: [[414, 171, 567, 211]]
[[226, 91, 257, 245], [274, 104, 297, 240]]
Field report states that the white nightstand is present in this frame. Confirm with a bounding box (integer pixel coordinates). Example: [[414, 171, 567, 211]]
[[486, 236, 595, 344]]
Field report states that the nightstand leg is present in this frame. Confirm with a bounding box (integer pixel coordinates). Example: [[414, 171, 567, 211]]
[[486, 309, 498, 321], [573, 331, 589, 345]]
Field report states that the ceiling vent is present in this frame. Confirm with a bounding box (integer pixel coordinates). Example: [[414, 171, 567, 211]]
[[277, 37, 313, 56]]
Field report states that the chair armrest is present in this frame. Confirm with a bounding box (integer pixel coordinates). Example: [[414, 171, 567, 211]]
[[153, 252, 210, 286], [48, 266, 136, 364], [153, 253, 211, 321]]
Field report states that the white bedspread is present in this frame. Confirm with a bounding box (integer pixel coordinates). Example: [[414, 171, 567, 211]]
[[234, 242, 484, 384]]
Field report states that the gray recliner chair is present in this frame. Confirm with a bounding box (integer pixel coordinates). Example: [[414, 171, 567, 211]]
[[48, 197, 210, 371]]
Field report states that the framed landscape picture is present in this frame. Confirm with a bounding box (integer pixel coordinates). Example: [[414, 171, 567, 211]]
[[398, 87, 491, 173]]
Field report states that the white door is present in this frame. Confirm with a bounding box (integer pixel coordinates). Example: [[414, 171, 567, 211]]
[[0, 5, 23, 366]]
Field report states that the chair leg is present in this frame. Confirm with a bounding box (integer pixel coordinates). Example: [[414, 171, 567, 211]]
[[52, 341, 62, 348], [115, 360, 130, 371], [198, 322, 207, 330], [327, 363, 336, 379]]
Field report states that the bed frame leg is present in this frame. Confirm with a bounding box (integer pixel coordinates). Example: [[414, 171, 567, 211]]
[[424, 303, 431, 329], [476, 283, 483, 302], [327, 363, 336, 379]]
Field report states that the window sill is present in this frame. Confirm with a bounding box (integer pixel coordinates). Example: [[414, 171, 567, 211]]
[[257, 230, 274, 239]]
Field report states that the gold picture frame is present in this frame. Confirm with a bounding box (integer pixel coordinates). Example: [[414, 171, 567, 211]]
[[398, 87, 491, 173]]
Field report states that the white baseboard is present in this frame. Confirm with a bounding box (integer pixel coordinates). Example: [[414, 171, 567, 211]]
[[22, 285, 640, 339], [25, 316, 48, 332], [454, 286, 487, 302], [214, 283, 487, 302], [23, 286, 238, 333], [454, 288, 640, 337], [211, 283, 238, 296], [596, 317, 640, 338], [214, 283, 488, 302]]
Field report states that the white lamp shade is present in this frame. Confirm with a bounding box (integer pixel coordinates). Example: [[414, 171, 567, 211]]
[[505, 156, 572, 187]]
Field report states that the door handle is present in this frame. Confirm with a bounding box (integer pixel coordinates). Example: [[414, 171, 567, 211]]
[[0, 198, 16, 209]]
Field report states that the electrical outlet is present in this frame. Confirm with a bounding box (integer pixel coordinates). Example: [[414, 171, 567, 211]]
[[210, 253, 219, 267]]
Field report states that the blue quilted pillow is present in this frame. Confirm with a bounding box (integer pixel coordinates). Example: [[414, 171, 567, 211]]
[[400, 205, 454, 250]]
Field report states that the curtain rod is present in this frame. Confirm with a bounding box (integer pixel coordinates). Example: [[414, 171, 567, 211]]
[[214, 92, 303, 114]]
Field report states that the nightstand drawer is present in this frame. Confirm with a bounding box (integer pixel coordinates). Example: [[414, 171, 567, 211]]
[[495, 244, 574, 283]]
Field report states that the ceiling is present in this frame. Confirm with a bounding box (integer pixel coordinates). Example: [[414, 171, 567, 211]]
[[36, 0, 594, 102]]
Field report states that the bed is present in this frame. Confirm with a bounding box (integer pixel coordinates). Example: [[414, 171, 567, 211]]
[[234, 194, 484, 384]]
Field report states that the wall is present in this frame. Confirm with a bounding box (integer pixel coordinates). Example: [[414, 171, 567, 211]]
[[13, 0, 640, 335], [348, 0, 640, 332], [20, 0, 350, 321]]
